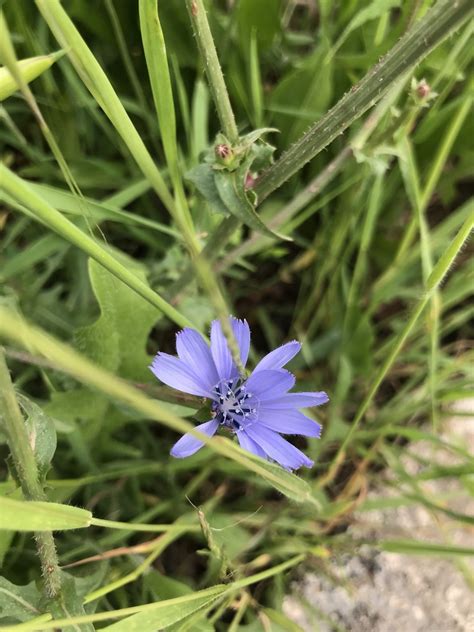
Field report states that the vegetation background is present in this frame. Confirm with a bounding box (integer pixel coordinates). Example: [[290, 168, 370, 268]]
[[0, 0, 472, 630]]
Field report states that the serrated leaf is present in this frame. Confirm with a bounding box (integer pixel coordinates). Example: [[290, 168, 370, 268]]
[[214, 170, 290, 241], [75, 257, 158, 380], [0, 497, 92, 531]]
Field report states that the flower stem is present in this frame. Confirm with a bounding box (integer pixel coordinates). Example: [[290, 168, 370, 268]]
[[255, 0, 473, 201], [0, 349, 62, 598], [185, 0, 238, 143]]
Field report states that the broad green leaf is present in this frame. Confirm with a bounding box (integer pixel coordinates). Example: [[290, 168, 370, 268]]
[[44, 389, 110, 442], [0, 577, 42, 623], [0, 51, 63, 101], [0, 497, 92, 531], [186, 164, 227, 215], [237, 0, 280, 52]]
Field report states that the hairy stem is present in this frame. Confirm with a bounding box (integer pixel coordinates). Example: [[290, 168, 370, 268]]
[[254, 0, 473, 201], [185, 0, 238, 143], [0, 349, 61, 598]]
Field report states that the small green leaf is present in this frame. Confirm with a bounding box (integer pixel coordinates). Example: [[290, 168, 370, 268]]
[[0, 497, 92, 531], [186, 163, 227, 215], [241, 454, 321, 508], [214, 170, 290, 241], [17, 395, 57, 480]]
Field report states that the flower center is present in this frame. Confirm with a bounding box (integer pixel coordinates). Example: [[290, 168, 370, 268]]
[[211, 378, 258, 431]]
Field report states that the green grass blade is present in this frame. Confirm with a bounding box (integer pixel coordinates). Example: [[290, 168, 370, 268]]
[[330, 209, 474, 474], [0, 164, 194, 330], [379, 540, 474, 556], [139, 0, 178, 183], [34, 0, 175, 214]]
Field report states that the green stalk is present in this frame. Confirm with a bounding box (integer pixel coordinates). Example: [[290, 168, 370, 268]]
[[0, 350, 61, 598], [343, 173, 385, 336], [383, 91, 472, 278], [0, 164, 195, 331], [34, 0, 175, 214], [185, 0, 239, 143], [397, 135, 440, 427], [254, 0, 473, 201], [328, 211, 474, 481]]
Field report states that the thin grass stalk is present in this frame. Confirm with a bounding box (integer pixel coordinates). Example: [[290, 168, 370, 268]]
[[397, 135, 440, 428], [375, 87, 473, 291], [104, 0, 157, 148], [0, 12, 85, 207], [326, 211, 474, 483], [0, 555, 303, 631], [0, 165, 195, 330]]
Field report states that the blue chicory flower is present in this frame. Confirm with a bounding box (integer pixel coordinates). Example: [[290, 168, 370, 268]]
[[150, 317, 328, 470]]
